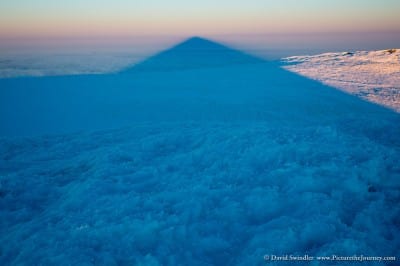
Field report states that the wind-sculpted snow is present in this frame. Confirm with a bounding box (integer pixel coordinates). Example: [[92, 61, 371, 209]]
[[0, 122, 399, 265], [0, 38, 399, 265], [282, 49, 400, 112]]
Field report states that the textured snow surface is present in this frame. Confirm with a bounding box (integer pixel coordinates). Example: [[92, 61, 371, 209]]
[[283, 49, 400, 112], [1, 122, 399, 265], [1, 38, 399, 265]]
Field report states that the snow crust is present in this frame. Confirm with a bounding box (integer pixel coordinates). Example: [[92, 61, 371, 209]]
[[1, 121, 399, 265], [283, 49, 400, 112]]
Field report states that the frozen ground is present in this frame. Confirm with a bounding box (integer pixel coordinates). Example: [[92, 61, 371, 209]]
[[0, 38, 399, 265], [283, 49, 400, 112]]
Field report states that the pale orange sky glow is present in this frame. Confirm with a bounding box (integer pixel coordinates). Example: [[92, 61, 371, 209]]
[[0, 0, 399, 55], [1, 0, 399, 38]]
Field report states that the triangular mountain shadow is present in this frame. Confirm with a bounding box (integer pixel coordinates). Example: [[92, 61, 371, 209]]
[[121, 37, 264, 72], [1, 36, 399, 143]]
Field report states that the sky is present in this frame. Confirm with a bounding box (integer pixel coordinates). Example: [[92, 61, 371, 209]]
[[0, 0, 399, 55]]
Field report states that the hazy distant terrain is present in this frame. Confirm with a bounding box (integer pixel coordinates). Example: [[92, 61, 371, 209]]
[[283, 49, 400, 112], [0, 53, 140, 78]]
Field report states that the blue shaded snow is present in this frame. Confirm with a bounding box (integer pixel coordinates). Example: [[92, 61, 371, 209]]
[[0, 38, 399, 265]]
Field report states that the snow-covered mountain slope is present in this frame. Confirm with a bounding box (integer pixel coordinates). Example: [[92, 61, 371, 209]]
[[4, 38, 398, 137], [1, 38, 399, 265], [282, 49, 400, 112]]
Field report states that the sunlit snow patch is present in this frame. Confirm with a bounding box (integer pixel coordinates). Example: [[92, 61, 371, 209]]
[[282, 49, 400, 112]]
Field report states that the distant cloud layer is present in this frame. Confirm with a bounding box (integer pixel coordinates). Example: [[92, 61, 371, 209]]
[[0, 53, 140, 78]]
